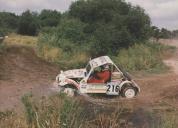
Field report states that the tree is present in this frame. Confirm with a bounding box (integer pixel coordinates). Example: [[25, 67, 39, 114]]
[[57, 18, 87, 44], [0, 12, 19, 32], [69, 0, 131, 23], [17, 10, 39, 36], [69, 0, 151, 55], [172, 30, 178, 38], [159, 28, 171, 39], [39, 9, 61, 27], [125, 6, 151, 41], [151, 26, 161, 41], [90, 24, 132, 56]]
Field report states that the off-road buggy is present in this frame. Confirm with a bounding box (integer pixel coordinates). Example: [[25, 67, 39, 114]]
[[55, 56, 140, 98]]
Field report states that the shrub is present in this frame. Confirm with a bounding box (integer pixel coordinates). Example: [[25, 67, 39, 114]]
[[20, 93, 86, 128], [37, 27, 89, 69], [37, 44, 62, 62], [113, 42, 172, 72], [57, 51, 89, 69], [56, 18, 87, 44]]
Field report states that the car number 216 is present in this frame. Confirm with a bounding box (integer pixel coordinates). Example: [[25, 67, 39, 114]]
[[106, 82, 119, 95]]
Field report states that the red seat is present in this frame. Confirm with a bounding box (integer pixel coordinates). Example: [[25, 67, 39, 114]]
[[87, 70, 111, 83]]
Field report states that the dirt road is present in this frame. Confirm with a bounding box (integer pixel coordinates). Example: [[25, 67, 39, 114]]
[[135, 39, 178, 108], [0, 46, 59, 111], [0, 39, 178, 112], [162, 39, 178, 74]]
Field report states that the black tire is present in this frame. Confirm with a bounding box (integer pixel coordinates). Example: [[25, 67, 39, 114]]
[[61, 85, 78, 97], [63, 87, 75, 97], [121, 86, 137, 98]]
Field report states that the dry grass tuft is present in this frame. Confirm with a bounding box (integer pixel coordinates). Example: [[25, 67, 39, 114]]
[[4, 33, 37, 47], [38, 44, 62, 62]]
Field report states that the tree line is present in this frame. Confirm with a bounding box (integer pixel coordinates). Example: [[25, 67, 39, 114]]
[[0, 9, 61, 36], [0, 0, 178, 55], [151, 26, 178, 40]]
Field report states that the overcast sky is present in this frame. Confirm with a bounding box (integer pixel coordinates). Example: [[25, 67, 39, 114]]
[[0, 0, 177, 30]]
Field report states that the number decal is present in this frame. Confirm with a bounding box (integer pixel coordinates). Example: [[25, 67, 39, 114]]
[[115, 85, 119, 92], [106, 82, 119, 95], [107, 84, 111, 92]]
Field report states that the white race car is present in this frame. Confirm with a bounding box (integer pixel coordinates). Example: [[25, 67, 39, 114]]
[[55, 56, 140, 98]]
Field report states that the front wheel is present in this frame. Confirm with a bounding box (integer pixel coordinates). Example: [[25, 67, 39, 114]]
[[63, 87, 75, 97], [121, 86, 137, 98]]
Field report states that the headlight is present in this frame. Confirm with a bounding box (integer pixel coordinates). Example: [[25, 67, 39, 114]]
[[57, 77, 60, 83], [56, 73, 65, 83], [56, 75, 60, 82]]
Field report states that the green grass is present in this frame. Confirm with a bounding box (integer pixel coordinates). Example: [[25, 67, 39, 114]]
[[37, 34, 89, 69], [37, 39, 175, 72], [113, 42, 175, 73], [38, 29, 175, 72], [1, 93, 178, 128]]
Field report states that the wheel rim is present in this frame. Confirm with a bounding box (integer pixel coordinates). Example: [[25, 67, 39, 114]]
[[63, 88, 74, 97], [125, 88, 135, 98]]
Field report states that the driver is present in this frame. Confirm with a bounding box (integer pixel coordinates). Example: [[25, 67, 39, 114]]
[[87, 64, 111, 83]]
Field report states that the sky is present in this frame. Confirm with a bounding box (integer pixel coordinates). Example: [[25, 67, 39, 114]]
[[0, 0, 177, 30]]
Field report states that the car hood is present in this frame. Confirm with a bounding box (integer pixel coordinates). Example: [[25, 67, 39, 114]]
[[62, 68, 86, 78]]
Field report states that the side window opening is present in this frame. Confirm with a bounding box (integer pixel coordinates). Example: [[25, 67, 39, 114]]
[[87, 64, 112, 83], [111, 65, 123, 81]]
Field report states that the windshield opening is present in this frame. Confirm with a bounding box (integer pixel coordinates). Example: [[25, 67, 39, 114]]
[[86, 63, 91, 74]]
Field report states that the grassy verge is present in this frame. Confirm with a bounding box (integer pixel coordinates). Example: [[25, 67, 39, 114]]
[[4, 33, 37, 48], [0, 93, 177, 128], [37, 43, 89, 69], [37, 39, 175, 73], [0, 94, 122, 128], [113, 42, 176, 73], [37, 33, 89, 69]]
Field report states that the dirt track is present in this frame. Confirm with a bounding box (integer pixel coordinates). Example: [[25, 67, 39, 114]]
[[0, 46, 59, 111], [0, 40, 178, 112], [162, 39, 178, 74], [136, 39, 178, 109]]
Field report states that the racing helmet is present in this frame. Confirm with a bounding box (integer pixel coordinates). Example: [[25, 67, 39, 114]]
[[103, 64, 110, 70]]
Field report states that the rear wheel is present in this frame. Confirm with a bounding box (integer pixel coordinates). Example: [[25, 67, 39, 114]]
[[121, 86, 137, 98]]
